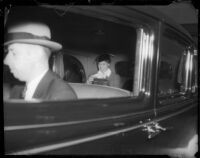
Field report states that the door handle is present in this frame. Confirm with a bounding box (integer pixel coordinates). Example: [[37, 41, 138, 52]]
[[139, 118, 168, 139]]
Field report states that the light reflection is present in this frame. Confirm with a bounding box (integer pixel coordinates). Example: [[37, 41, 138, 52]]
[[141, 88, 145, 92], [138, 31, 155, 96], [142, 33, 148, 91], [145, 91, 150, 96], [139, 29, 144, 91], [163, 134, 198, 158], [185, 51, 191, 90], [146, 33, 154, 95], [189, 54, 193, 71], [149, 34, 154, 62]]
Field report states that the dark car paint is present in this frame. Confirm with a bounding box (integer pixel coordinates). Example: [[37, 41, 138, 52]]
[[4, 97, 150, 153], [4, 95, 197, 154], [43, 105, 197, 155]]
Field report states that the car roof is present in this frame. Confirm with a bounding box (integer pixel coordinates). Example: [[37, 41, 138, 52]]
[[130, 6, 192, 38], [44, 5, 193, 41]]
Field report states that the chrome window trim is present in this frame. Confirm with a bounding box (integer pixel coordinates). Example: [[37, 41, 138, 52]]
[[133, 27, 155, 97]]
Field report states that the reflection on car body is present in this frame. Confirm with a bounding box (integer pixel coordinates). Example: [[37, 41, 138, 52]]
[[3, 5, 198, 156]]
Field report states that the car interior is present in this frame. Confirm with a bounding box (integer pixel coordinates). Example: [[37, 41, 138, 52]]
[[3, 6, 139, 100]]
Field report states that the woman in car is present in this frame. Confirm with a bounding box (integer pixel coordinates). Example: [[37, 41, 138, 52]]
[[87, 54, 113, 86]]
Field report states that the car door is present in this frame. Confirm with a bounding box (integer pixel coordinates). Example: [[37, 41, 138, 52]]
[[153, 24, 198, 150]]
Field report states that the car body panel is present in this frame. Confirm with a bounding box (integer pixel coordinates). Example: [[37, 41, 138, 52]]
[[4, 98, 196, 154]]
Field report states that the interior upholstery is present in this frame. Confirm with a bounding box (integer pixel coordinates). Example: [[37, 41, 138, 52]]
[[69, 83, 131, 99]]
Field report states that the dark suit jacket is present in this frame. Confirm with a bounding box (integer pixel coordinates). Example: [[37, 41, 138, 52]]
[[10, 70, 77, 100]]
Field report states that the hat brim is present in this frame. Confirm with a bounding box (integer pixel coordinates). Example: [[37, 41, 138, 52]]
[[4, 39, 62, 52]]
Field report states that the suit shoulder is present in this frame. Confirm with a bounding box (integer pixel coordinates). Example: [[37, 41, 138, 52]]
[[49, 74, 78, 100]]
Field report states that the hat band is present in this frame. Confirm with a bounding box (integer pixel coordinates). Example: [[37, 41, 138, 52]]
[[6, 32, 50, 41]]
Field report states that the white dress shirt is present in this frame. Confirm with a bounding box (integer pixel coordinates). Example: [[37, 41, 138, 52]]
[[24, 69, 48, 101], [91, 68, 111, 79]]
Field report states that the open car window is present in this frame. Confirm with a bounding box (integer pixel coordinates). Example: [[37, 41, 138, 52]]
[[3, 6, 156, 101]]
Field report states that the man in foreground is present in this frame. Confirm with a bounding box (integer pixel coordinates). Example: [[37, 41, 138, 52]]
[[4, 22, 77, 101]]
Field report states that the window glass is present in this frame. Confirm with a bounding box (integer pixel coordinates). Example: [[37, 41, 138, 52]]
[[63, 54, 86, 83], [3, 6, 144, 100], [191, 51, 198, 92], [158, 30, 187, 96]]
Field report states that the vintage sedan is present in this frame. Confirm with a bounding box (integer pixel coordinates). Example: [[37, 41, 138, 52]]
[[3, 5, 198, 156]]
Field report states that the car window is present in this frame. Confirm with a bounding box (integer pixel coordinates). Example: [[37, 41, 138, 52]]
[[3, 6, 155, 100], [158, 28, 194, 97]]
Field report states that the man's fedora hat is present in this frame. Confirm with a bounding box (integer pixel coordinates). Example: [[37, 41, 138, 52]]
[[4, 22, 62, 51]]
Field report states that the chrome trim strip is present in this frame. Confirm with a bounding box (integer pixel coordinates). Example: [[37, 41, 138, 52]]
[[8, 104, 195, 155], [5, 109, 153, 131], [158, 99, 195, 113]]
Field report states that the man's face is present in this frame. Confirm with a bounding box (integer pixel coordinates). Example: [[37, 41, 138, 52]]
[[4, 43, 33, 82], [98, 61, 110, 73]]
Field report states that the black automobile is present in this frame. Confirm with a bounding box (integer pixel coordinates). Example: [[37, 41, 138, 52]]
[[3, 5, 198, 156]]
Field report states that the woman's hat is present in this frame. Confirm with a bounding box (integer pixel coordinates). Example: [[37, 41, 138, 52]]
[[4, 22, 62, 51], [96, 54, 112, 63]]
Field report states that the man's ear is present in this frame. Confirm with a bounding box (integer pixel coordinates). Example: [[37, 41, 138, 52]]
[[28, 45, 43, 60]]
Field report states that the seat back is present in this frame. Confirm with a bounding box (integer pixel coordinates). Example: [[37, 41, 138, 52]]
[[69, 83, 131, 99]]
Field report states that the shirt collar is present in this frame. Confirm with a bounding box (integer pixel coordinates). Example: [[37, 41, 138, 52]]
[[27, 69, 49, 87], [25, 69, 48, 100]]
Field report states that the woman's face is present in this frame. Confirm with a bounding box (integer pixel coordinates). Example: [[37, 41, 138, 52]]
[[98, 61, 110, 73]]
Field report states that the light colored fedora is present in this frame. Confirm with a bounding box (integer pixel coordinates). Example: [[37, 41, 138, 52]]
[[4, 22, 62, 51]]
